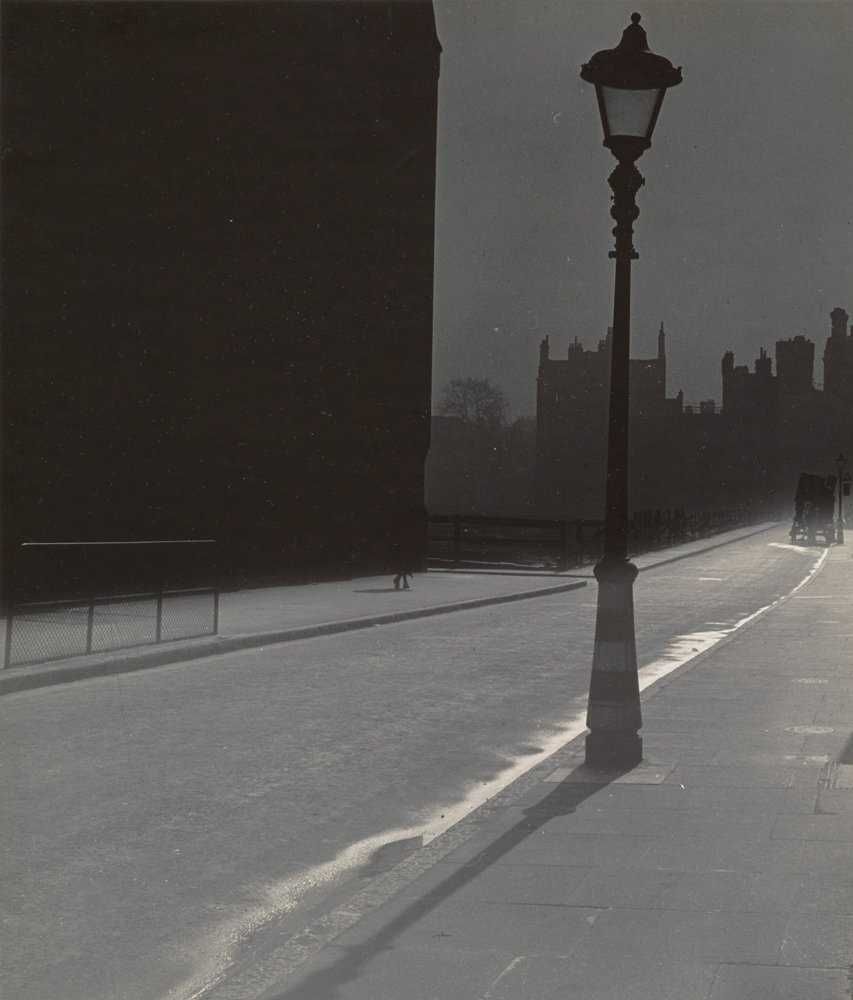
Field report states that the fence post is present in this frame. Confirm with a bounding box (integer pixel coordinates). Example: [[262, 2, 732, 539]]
[[155, 591, 163, 643], [3, 608, 13, 669], [212, 589, 220, 636], [453, 516, 462, 565], [86, 598, 95, 655]]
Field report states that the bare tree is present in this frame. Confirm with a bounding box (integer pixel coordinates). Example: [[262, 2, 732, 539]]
[[438, 377, 508, 431]]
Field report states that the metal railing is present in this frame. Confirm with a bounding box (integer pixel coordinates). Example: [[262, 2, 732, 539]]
[[428, 514, 603, 570], [2, 539, 218, 669], [428, 508, 753, 570]]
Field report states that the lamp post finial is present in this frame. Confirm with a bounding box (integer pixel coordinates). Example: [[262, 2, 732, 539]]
[[619, 12, 648, 52]]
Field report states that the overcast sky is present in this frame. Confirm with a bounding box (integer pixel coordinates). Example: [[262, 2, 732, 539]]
[[431, 0, 853, 417]]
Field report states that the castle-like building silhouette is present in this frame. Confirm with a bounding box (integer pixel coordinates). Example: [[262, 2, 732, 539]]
[[536, 308, 853, 518]]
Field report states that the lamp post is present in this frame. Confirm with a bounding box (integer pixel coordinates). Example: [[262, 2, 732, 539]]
[[836, 453, 846, 545], [580, 13, 682, 769]]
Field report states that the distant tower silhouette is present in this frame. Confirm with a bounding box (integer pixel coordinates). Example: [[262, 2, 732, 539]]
[[657, 322, 667, 399], [721, 346, 775, 415], [830, 306, 849, 339], [824, 307, 852, 401], [755, 346, 772, 380], [721, 351, 735, 412], [776, 335, 814, 396]]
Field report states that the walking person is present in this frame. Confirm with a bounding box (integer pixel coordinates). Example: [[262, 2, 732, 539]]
[[390, 501, 418, 591], [392, 532, 414, 590]]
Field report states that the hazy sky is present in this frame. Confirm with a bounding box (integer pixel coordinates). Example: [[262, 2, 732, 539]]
[[431, 0, 853, 417]]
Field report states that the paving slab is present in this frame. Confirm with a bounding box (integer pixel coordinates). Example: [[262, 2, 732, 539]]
[[490, 951, 719, 1000], [707, 965, 850, 1000]]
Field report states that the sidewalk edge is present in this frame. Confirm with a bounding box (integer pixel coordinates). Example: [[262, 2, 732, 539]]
[[635, 520, 780, 572], [0, 521, 783, 698], [0, 580, 588, 697]]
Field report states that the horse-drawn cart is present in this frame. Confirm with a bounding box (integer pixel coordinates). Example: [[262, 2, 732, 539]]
[[790, 472, 837, 544]]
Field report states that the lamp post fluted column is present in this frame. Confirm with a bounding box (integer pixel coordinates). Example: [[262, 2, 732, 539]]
[[604, 154, 643, 563], [584, 148, 645, 770], [580, 13, 682, 770]]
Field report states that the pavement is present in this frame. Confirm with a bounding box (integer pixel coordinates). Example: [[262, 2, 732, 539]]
[[0, 521, 776, 696], [194, 531, 852, 1000]]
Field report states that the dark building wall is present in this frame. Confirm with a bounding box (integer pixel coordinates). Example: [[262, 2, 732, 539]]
[[777, 335, 815, 396], [2, 1, 440, 594], [721, 347, 777, 419], [535, 329, 673, 516]]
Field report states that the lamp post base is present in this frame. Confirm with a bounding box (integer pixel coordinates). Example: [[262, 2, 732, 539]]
[[585, 730, 643, 770], [585, 555, 643, 770]]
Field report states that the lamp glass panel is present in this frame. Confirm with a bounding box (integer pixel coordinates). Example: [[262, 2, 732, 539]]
[[601, 86, 660, 139]]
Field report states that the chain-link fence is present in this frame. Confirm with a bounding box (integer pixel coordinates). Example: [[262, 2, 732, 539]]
[[3, 589, 218, 669], [2, 540, 218, 669]]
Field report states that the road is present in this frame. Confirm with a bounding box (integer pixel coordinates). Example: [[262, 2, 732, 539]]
[[1, 527, 824, 1000]]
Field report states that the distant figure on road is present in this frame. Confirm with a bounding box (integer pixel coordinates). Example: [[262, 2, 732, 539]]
[[390, 502, 420, 591], [392, 536, 414, 591]]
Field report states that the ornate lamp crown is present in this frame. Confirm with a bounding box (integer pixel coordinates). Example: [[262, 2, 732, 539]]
[[581, 13, 682, 91]]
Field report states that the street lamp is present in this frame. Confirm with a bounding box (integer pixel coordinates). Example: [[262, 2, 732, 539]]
[[835, 453, 846, 545], [580, 13, 682, 769]]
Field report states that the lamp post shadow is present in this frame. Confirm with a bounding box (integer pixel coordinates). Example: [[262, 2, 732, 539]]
[[267, 762, 633, 1000]]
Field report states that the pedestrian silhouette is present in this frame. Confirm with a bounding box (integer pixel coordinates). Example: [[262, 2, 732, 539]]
[[390, 503, 419, 591]]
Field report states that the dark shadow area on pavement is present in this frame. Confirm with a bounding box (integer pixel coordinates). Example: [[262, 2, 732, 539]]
[[359, 836, 425, 878], [837, 731, 853, 765], [351, 588, 403, 594], [429, 568, 586, 579], [269, 762, 629, 1000]]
